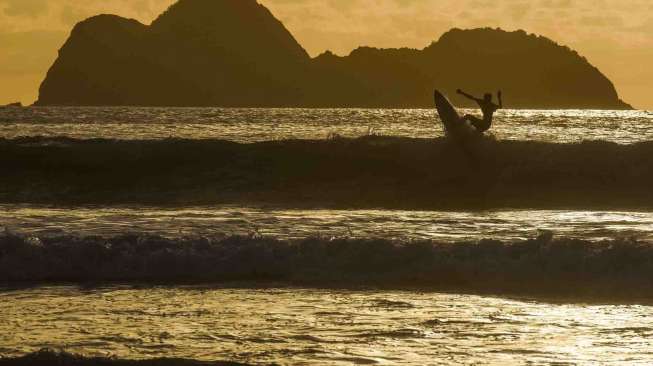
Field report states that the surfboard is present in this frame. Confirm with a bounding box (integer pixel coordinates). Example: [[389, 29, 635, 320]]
[[433, 90, 476, 139]]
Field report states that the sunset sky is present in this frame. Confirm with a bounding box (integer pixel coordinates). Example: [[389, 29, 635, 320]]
[[0, 0, 651, 108]]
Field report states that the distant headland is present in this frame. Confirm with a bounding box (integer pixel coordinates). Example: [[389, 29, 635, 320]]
[[36, 0, 632, 109]]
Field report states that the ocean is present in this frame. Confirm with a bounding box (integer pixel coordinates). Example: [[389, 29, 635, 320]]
[[1, 107, 653, 364], [2, 286, 652, 365], [1, 107, 651, 144]]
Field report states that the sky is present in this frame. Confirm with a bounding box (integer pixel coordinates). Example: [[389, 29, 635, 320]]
[[0, 0, 651, 108]]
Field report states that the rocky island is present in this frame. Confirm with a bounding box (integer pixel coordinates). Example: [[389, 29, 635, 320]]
[[36, 0, 631, 109]]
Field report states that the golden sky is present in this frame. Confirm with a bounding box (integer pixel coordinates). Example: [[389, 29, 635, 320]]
[[0, 0, 651, 108]]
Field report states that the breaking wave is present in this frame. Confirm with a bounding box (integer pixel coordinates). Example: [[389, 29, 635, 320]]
[[2, 135, 653, 209], [2, 231, 652, 301]]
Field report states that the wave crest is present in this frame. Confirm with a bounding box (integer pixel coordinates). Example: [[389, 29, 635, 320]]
[[0, 349, 243, 366], [2, 136, 653, 208], [2, 231, 652, 300]]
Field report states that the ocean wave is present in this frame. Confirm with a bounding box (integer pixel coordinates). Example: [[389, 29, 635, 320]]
[[0, 349, 246, 366], [1, 231, 652, 301], [1, 136, 652, 209]]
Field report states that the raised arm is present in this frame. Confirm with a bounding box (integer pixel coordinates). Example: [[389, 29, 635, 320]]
[[457, 89, 481, 103]]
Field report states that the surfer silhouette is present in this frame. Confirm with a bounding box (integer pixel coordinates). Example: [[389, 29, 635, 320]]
[[456, 89, 502, 133]]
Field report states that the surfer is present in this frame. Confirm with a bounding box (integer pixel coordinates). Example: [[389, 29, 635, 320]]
[[456, 89, 502, 133]]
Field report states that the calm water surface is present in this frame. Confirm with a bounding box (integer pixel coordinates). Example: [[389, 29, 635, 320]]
[[1, 286, 652, 365], [1, 107, 651, 144]]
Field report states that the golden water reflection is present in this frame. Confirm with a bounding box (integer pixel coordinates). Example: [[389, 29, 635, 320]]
[[1, 287, 651, 364], [1, 107, 651, 144], [3, 205, 653, 242]]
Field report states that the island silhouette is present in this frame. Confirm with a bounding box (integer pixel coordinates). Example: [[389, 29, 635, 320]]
[[36, 0, 631, 109]]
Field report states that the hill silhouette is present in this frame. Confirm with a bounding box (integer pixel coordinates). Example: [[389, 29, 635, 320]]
[[36, 0, 631, 109]]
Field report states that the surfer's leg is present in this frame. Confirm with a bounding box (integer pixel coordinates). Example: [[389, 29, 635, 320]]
[[465, 115, 485, 132], [462, 114, 475, 125]]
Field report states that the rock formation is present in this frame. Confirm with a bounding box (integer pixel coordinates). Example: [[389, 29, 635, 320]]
[[36, 0, 631, 109]]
